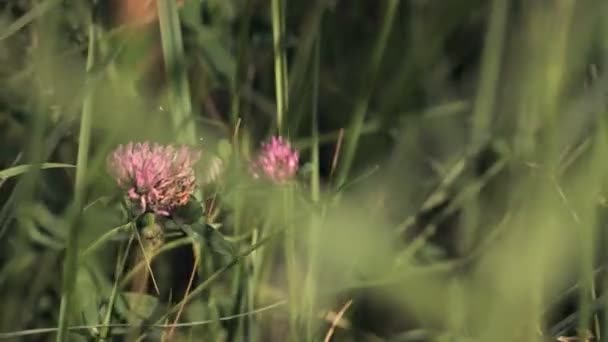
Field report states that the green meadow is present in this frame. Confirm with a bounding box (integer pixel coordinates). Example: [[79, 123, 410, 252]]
[[1, 1, 608, 341]]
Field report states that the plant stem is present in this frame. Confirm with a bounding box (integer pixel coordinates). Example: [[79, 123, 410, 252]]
[[56, 19, 96, 342], [282, 186, 299, 340], [231, 0, 255, 126], [335, 0, 400, 188], [305, 32, 322, 341], [157, 0, 197, 144], [271, 0, 288, 133], [471, 0, 509, 148]]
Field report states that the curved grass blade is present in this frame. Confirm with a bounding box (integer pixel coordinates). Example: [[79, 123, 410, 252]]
[[0, 163, 74, 180]]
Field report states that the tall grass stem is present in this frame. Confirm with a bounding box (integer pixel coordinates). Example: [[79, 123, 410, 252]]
[[56, 19, 97, 342], [335, 0, 399, 188], [271, 0, 288, 133]]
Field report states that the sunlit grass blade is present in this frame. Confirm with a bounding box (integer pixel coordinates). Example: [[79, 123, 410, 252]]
[[0, 163, 74, 180]]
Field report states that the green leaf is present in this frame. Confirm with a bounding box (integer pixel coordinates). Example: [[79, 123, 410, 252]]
[[115, 292, 160, 324], [74, 267, 105, 337], [189, 223, 236, 257], [173, 196, 205, 224], [217, 139, 232, 160], [0, 163, 74, 180], [22, 217, 64, 250]]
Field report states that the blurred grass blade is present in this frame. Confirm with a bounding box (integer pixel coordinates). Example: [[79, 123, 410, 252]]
[[231, 0, 255, 125], [0, 0, 60, 40], [0, 163, 74, 180], [157, 0, 197, 144], [335, 0, 400, 188], [304, 32, 322, 340], [471, 0, 509, 147], [56, 17, 97, 342], [287, 0, 329, 125]]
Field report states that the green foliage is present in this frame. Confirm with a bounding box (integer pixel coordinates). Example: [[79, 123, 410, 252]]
[[2, 0, 608, 341]]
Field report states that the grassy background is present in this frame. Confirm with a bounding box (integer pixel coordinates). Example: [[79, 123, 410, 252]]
[[1, 0, 608, 341]]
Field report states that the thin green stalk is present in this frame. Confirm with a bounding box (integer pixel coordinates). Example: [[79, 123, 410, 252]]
[[335, 0, 400, 188], [157, 0, 197, 144], [304, 33, 322, 341], [97, 236, 134, 341], [282, 186, 299, 340], [0, 0, 60, 40], [231, 0, 255, 125], [471, 0, 509, 147], [247, 228, 259, 340], [0, 300, 287, 339], [287, 0, 329, 110], [249, 222, 270, 342], [156, 0, 203, 202], [271, 0, 288, 133], [310, 36, 321, 203], [81, 222, 133, 257], [280, 0, 289, 109], [603, 269, 608, 341], [228, 172, 246, 341], [56, 21, 97, 342], [576, 118, 608, 341], [293, 120, 380, 150], [118, 237, 194, 289]]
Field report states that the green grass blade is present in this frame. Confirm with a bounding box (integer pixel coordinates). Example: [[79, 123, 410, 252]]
[[0, 0, 60, 40], [471, 0, 509, 147], [0, 163, 74, 180], [230, 0, 255, 125], [304, 32, 322, 341], [82, 223, 133, 257], [56, 18, 97, 342], [335, 0, 400, 188], [271, 0, 288, 133], [157, 0, 197, 144]]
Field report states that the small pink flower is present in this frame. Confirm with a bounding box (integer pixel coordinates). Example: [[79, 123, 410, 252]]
[[251, 136, 299, 183], [107, 142, 201, 216]]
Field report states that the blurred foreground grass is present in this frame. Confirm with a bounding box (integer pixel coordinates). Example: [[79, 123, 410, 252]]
[[1, 0, 608, 341]]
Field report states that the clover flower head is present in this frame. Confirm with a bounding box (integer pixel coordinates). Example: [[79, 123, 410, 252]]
[[251, 136, 299, 183], [107, 142, 201, 216]]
